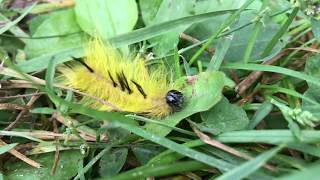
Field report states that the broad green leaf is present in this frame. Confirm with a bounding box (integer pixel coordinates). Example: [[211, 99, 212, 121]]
[[4, 150, 82, 180], [139, 0, 163, 25], [146, 0, 195, 55], [186, 10, 283, 62], [27, 13, 51, 35], [200, 97, 249, 134], [132, 144, 165, 164], [302, 54, 320, 118], [74, 0, 138, 41], [311, 18, 320, 40], [145, 71, 235, 137], [99, 148, 128, 177], [24, 9, 85, 58]]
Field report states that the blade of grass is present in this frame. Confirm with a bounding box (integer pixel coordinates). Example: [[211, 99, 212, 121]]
[[216, 145, 284, 180], [259, 85, 320, 106], [0, 143, 18, 155], [17, 46, 83, 73], [0, 3, 36, 34], [278, 162, 320, 180], [260, 7, 299, 58], [111, 121, 234, 171], [0, 131, 44, 143], [243, 1, 268, 63], [74, 145, 112, 180], [127, 115, 196, 136], [247, 102, 273, 129], [46, 92, 236, 171], [174, 48, 182, 79], [188, 0, 255, 65], [0, 14, 29, 43], [216, 130, 320, 144], [38, 73, 235, 173], [77, 158, 85, 180], [287, 143, 320, 158], [16, 9, 240, 73], [105, 161, 208, 180], [222, 63, 320, 87], [207, 35, 233, 71], [45, 57, 55, 90]]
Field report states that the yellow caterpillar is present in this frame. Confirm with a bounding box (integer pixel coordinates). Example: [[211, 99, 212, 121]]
[[58, 38, 184, 118]]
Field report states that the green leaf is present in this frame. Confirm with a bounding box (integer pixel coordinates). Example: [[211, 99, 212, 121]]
[[216, 145, 283, 180], [132, 144, 165, 164], [139, 0, 163, 25], [186, 8, 282, 62], [74, 0, 138, 41], [4, 150, 82, 180], [260, 7, 299, 58], [145, 71, 235, 137], [200, 97, 249, 134], [99, 148, 128, 177], [302, 54, 320, 121], [226, 15, 284, 62], [24, 9, 85, 58], [30, 107, 56, 114], [0, 143, 17, 155], [146, 0, 194, 55], [311, 18, 320, 41]]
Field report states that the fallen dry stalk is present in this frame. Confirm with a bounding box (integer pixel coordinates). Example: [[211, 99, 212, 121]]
[[0, 139, 41, 168], [191, 124, 276, 172]]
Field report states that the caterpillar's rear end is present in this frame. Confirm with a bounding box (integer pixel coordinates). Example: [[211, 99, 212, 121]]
[[58, 38, 184, 118]]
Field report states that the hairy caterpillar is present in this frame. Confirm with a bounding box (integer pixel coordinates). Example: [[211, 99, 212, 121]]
[[58, 38, 184, 117]]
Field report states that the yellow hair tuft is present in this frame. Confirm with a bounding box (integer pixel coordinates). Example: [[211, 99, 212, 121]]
[[58, 38, 182, 118]]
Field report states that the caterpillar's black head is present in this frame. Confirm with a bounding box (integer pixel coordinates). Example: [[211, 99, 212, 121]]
[[166, 90, 184, 112]]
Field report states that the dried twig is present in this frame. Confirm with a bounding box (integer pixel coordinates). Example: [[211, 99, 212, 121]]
[[236, 50, 289, 95], [50, 117, 60, 175], [180, 33, 215, 55], [0, 92, 45, 99], [0, 67, 122, 111], [53, 112, 105, 141], [0, 130, 96, 141], [190, 124, 276, 172], [0, 103, 27, 110], [4, 92, 41, 131], [0, 139, 41, 168]]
